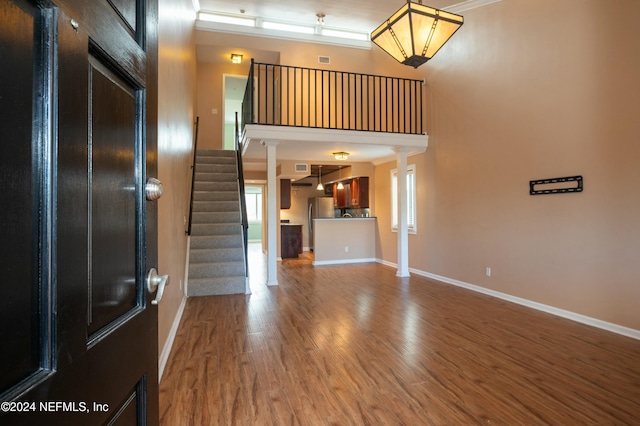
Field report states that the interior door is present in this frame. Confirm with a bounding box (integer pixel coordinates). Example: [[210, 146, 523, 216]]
[[0, 0, 159, 424]]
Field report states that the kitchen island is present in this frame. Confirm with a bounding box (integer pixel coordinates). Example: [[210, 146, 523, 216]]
[[312, 217, 376, 266]]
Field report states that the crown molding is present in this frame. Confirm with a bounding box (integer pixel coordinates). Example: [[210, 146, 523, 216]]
[[445, 0, 503, 14]]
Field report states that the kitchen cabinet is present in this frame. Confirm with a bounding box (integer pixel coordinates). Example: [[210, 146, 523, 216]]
[[333, 182, 349, 208], [280, 178, 291, 209], [350, 177, 369, 207], [332, 177, 369, 208], [281, 224, 302, 258]]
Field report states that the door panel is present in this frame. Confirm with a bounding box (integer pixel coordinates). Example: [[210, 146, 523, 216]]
[[0, 0, 159, 423], [0, 0, 41, 393], [107, 0, 138, 35], [88, 56, 139, 337]]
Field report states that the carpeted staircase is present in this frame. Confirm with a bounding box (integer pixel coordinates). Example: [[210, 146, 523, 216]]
[[187, 149, 247, 296]]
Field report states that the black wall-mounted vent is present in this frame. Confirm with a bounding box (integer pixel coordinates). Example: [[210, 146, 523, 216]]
[[530, 175, 583, 195], [318, 56, 330, 64]]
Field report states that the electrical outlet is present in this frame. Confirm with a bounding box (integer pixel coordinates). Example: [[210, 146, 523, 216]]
[[486, 267, 492, 277], [344, 246, 349, 253]]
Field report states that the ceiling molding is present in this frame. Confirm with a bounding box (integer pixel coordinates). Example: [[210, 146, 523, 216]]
[[196, 20, 371, 50], [444, 0, 503, 14]]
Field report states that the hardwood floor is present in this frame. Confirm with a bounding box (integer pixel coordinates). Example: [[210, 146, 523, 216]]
[[160, 243, 640, 425]]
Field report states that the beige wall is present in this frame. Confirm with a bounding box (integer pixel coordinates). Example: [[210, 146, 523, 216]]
[[196, 62, 251, 150], [375, 0, 640, 330], [157, 0, 197, 361], [196, 31, 423, 78]]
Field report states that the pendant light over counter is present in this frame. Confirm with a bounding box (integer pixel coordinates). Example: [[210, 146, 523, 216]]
[[316, 165, 324, 191], [371, 0, 464, 68]]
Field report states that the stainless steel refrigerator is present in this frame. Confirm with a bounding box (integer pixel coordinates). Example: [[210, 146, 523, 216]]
[[308, 197, 334, 251]]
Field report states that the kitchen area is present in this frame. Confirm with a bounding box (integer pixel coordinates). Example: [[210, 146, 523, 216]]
[[279, 163, 377, 266]]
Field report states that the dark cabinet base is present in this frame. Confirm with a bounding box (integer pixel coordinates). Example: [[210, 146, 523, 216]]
[[281, 225, 302, 258]]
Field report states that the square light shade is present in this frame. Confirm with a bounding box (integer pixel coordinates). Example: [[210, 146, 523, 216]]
[[231, 53, 243, 64], [333, 151, 349, 160], [371, 1, 464, 68]]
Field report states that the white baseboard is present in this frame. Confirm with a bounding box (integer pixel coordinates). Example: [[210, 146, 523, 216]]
[[376, 259, 640, 341], [158, 294, 187, 382], [313, 258, 377, 266]]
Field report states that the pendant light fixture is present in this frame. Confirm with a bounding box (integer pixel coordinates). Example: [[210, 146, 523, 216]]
[[371, 0, 464, 68], [337, 166, 344, 190], [316, 165, 324, 191]]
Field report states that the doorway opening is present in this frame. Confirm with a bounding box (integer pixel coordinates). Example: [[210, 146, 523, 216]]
[[244, 185, 264, 243], [223, 74, 247, 150]]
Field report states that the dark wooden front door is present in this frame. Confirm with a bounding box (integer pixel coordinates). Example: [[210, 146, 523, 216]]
[[0, 0, 159, 424]]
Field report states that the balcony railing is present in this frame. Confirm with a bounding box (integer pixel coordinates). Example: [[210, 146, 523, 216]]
[[242, 60, 423, 135]]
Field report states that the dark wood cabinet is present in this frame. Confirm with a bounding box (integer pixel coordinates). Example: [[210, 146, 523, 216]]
[[333, 182, 349, 208], [280, 178, 291, 209], [332, 177, 369, 208], [350, 177, 369, 207], [281, 225, 302, 258]]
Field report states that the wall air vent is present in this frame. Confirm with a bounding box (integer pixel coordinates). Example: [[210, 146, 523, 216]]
[[295, 163, 309, 173], [318, 56, 330, 64]]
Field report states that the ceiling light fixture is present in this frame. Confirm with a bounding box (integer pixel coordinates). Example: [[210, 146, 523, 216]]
[[316, 13, 325, 25], [316, 165, 324, 191], [333, 151, 349, 160], [230, 53, 243, 64], [371, 0, 464, 68]]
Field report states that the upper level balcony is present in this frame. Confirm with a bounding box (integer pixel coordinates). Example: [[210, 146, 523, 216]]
[[239, 60, 429, 165]]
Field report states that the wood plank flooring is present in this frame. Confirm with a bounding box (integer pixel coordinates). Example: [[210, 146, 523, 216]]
[[160, 244, 640, 425]]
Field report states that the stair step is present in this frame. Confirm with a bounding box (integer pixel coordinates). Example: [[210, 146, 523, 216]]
[[195, 163, 237, 174], [197, 149, 236, 157], [194, 181, 237, 192], [193, 200, 239, 213], [192, 211, 240, 224], [193, 191, 239, 202], [190, 247, 245, 263], [187, 276, 246, 297], [196, 156, 236, 166], [189, 261, 245, 279], [191, 223, 241, 236], [195, 172, 236, 182], [191, 235, 243, 249]]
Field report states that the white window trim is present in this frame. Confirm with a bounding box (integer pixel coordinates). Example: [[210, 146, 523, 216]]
[[391, 164, 417, 235]]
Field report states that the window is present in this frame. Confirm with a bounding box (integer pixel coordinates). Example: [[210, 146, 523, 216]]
[[391, 164, 416, 234], [245, 191, 262, 222]]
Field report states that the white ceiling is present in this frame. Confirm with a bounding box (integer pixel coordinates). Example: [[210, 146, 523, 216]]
[[197, 0, 456, 35]]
